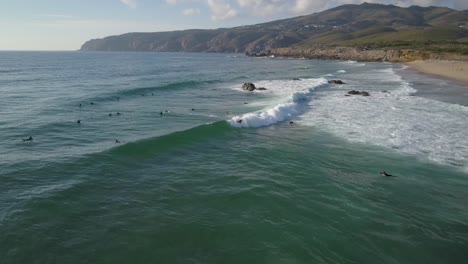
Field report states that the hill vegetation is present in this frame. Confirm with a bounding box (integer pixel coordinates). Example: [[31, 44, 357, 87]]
[[80, 3, 468, 57]]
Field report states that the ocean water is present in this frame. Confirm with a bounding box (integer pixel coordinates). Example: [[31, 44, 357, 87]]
[[0, 51, 467, 263]]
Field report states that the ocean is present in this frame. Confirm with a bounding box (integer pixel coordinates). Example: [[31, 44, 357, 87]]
[[0, 51, 467, 263]]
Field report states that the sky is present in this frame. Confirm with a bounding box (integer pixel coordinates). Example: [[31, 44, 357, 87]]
[[0, 0, 467, 50]]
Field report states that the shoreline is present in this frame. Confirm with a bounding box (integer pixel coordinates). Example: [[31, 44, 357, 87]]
[[406, 60, 468, 85]]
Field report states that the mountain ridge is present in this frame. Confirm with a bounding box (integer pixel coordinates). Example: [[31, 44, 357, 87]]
[[80, 3, 468, 60]]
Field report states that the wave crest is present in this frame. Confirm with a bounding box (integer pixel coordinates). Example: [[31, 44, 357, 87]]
[[228, 78, 328, 128]]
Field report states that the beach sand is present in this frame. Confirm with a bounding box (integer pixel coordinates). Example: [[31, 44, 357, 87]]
[[408, 60, 468, 84]]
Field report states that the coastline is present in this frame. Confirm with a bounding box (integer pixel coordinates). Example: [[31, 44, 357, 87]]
[[269, 46, 468, 86], [407, 60, 468, 85]]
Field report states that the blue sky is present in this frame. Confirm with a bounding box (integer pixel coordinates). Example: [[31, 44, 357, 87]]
[[1, 0, 467, 50]]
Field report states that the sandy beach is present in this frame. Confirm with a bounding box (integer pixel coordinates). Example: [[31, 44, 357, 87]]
[[408, 60, 468, 84]]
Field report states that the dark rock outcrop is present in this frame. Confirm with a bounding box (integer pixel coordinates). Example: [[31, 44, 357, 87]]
[[328, 80, 345, 84], [347, 90, 370, 96], [242, 83, 256, 91]]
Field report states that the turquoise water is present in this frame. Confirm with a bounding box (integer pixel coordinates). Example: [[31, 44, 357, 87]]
[[0, 52, 467, 263]]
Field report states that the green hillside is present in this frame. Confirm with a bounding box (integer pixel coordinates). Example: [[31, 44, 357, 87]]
[[80, 3, 468, 55]]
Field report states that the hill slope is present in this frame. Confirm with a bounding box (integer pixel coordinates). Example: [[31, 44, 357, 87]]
[[80, 3, 468, 55]]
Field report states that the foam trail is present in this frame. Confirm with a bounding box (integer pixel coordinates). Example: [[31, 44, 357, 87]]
[[228, 78, 328, 128], [336, 70, 347, 73]]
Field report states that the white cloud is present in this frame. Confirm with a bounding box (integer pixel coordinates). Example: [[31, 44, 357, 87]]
[[182, 8, 201, 15], [166, 0, 201, 5], [120, 0, 138, 9], [237, 0, 288, 16], [207, 0, 239, 20]]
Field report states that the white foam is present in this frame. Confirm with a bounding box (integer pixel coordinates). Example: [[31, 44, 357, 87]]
[[339, 60, 366, 67], [299, 67, 468, 168], [228, 78, 328, 128], [336, 70, 347, 73]]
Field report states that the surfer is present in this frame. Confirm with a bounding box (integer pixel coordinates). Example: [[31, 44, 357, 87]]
[[117, 112, 121, 116], [191, 108, 195, 111], [22, 136, 33, 141], [115, 139, 121, 143], [79, 103, 82, 108], [237, 119, 243, 123], [77, 120, 81, 124], [380, 171, 396, 177], [108, 113, 112, 117], [289, 121, 294, 124], [160, 111, 163, 116], [90, 102, 94, 105]]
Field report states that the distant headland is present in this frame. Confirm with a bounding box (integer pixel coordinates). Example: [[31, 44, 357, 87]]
[[80, 3, 468, 62]]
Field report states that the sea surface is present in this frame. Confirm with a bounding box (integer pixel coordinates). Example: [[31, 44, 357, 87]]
[[0, 51, 467, 263]]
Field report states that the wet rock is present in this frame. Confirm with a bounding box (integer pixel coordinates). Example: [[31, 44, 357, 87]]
[[242, 83, 256, 91], [347, 90, 361, 95], [328, 80, 345, 84], [347, 90, 370, 96]]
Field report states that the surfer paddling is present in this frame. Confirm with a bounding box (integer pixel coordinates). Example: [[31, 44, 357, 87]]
[[380, 171, 397, 177], [22, 136, 33, 142]]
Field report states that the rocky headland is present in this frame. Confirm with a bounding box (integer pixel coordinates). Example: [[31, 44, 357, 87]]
[[269, 46, 468, 63]]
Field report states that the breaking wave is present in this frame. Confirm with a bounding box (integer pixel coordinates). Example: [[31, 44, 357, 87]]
[[228, 78, 328, 128]]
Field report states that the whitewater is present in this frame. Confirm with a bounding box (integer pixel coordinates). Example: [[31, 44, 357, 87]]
[[227, 63, 468, 169]]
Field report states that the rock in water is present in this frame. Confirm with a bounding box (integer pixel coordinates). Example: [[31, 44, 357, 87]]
[[256, 87, 267, 90], [328, 80, 345, 84], [347, 90, 370, 96], [347, 90, 361, 95], [242, 83, 256, 91]]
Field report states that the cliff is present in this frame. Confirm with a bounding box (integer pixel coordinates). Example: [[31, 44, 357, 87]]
[[270, 47, 468, 62], [270, 47, 427, 62]]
